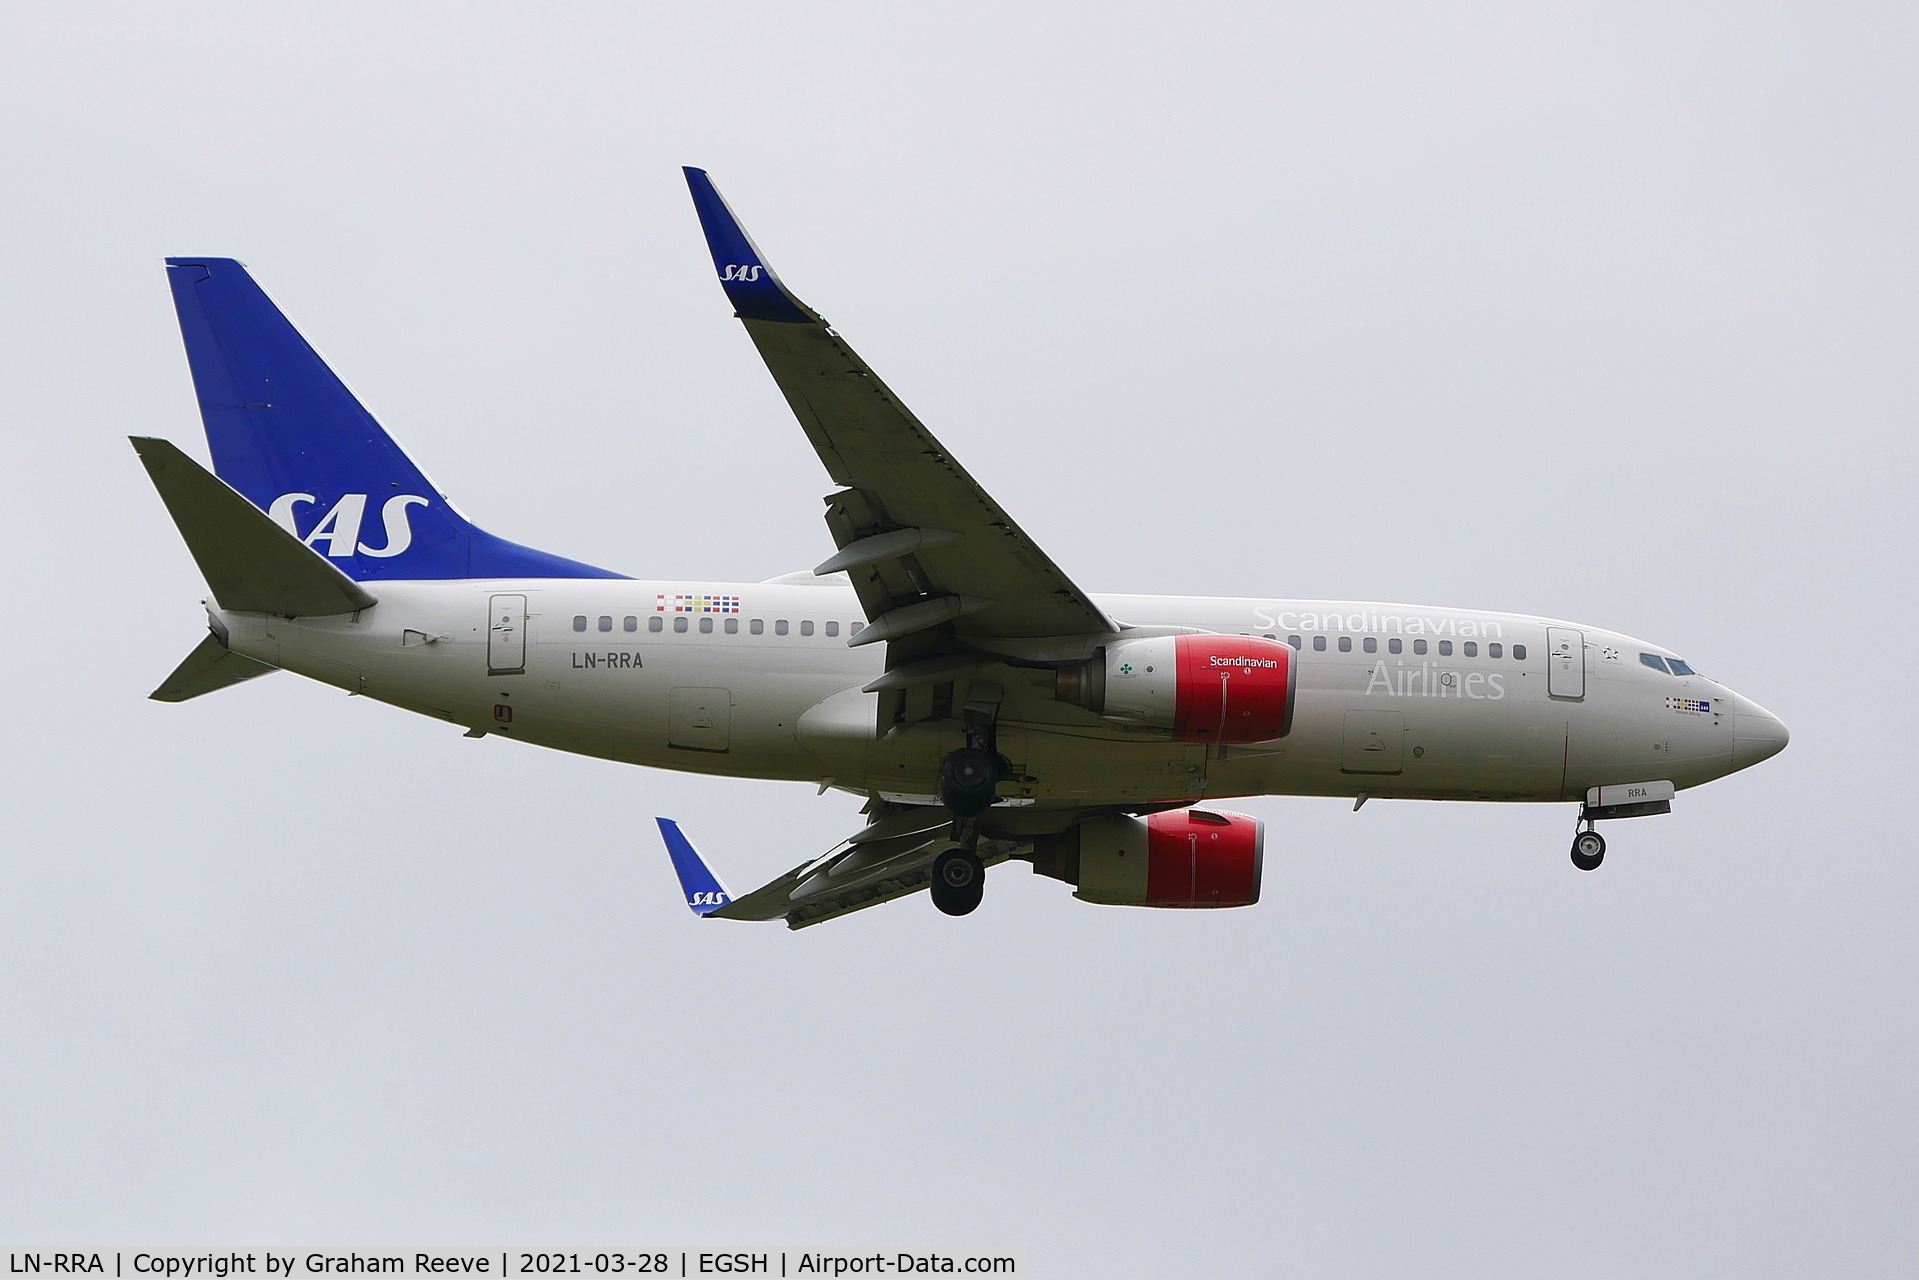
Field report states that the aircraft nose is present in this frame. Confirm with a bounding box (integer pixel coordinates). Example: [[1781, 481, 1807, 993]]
[[1730, 693, 1789, 771]]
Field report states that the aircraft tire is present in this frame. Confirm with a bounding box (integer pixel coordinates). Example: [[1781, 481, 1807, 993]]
[[1571, 830, 1607, 872], [931, 848, 985, 916], [939, 747, 1000, 817]]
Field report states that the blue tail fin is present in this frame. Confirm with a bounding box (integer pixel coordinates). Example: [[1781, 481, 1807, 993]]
[[164, 258, 624, 582]]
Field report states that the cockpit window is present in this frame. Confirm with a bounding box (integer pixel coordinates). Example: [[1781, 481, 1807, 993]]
[[1640, 653, 1671, 674], [1667, 658, 1695, 676]]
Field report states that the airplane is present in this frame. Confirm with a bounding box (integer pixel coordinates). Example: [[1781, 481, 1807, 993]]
[[135, 167, 1790, 930]]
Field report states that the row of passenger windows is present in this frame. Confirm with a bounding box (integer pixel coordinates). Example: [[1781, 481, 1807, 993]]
[[573, 614, 863, 638], [1268, 633, 1526, 660], [1642, 652, 1696, 676]]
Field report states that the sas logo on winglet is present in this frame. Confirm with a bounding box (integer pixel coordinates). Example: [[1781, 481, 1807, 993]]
[[720, 264, 764, 282], [689, 891, 729, 907], [269, 492, 430, 558]]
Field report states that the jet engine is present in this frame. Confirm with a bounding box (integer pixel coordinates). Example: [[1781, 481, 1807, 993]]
[[1029, 809, 1265, 908], [1056, 633, 1296, 743]]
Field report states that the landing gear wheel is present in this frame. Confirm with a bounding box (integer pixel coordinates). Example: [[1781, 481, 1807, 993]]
[[931, 848, 985, 916], [939, 747, 1001, 817], [1571, 830, 1607, 872]]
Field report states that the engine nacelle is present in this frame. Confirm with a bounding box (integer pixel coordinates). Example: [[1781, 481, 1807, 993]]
[[1039, 809, 1264, 909], [1058, 633, 1296, 744]]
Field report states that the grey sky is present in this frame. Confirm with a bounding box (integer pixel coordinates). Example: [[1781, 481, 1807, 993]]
[[3, 3, 1914, 1274]]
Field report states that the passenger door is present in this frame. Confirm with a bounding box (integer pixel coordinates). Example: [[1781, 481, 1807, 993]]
[[1546, 627, 1584, 700], [487, 594, 527, 676]]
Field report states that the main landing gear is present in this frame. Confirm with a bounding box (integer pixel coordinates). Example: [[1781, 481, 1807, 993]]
[[939, 746, 1002, 817], [931, 846, 986, 916], [933, 699, 1005, 916], [1570, 823, 1607, 872], [932, 744, 998, 916]]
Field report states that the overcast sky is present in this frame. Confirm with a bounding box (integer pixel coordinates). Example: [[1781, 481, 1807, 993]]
[[3, 3, 1915, 1275]]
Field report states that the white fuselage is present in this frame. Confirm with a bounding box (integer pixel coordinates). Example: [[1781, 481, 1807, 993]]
[[216, 579, 1778, 808]]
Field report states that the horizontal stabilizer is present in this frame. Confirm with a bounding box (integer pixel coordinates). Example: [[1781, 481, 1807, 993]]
[[150, 634, 278, 702], [131, 436, 378, 616]]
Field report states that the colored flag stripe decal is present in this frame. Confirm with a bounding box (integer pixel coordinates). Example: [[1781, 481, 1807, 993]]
[[656, 593, 741, 613]]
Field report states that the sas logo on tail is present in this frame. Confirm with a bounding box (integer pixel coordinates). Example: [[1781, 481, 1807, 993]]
[[720, 264, 764, 282], [269, 492, 430, 558]]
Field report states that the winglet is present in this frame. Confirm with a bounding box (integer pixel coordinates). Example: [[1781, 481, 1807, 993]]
[[655, 817, 734, 916], [682, 167, 817, 324]]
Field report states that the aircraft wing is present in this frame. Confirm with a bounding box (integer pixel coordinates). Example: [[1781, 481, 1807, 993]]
[[683, 168, 1118, 655], [657, 808, 1026, 930]]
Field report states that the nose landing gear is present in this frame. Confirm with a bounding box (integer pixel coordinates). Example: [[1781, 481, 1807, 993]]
[[1570, 825, 1607, 872]]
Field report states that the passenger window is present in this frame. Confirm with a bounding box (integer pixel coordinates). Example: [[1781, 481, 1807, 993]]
[[825, 621, 840, 637], [623, 616, 637, 632], [750, 619, 764, 635], [1640, 653, 1670, 674], [699, 617, 714, 633], [775, 620, 789, 636], [1287, 635, 1302, 649], [1413, 639, 1427, 655], [1463, 641, 1477, 657], [800, 620, 814, 636], [1668, 658, 1694, 676], [724, 618, 739, 634], [1338, 636, 1352, 653], [1261, 633, 1275, 640], [598, 616, 612, 632], [1513, 644, 1526, 660], [1439, 641, 1453, 656], [572, 615, 587, 632], [1362, 637, 1377, 653], [1488, 642, 1502, 658], [1313, 636, 1327, 651], [648, 616, 663, 633], [1387, 638, 1401, 654], [851, 622, 865, 636], [673, 617, 688, 633]]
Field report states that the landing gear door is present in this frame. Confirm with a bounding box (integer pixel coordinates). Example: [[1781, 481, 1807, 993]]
[[488, 593, 527, 676], [1546, 627, 1584, 700]]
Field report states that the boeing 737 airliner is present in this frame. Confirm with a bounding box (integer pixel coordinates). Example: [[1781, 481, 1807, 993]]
[[136, 168, 1789, 928]]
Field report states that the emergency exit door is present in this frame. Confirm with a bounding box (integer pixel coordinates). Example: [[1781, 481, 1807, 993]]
[[1546, 627, 1584, 700], [488, 594, 527, 675], [669, 687, 732, 753], [1341, 710, 1405, 774]]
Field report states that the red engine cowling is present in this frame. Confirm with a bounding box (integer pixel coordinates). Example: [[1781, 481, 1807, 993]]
[[1066, 633, 1296, 744], [1069, 809, 1264, 908]]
